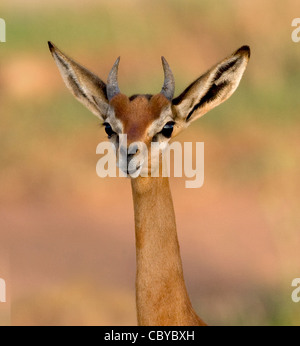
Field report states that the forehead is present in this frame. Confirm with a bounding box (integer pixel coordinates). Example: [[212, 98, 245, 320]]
[[110, 93, 170, 129]]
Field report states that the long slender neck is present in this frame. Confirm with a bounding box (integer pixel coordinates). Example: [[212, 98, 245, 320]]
[[131, 176, 205, 326]]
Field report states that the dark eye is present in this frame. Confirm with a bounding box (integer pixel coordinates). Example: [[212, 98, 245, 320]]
[[103, 123, 115, 138], [161, 121, 175, 138]]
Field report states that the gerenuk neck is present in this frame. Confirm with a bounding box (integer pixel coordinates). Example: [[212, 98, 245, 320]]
[[131, 176, 205, 326]]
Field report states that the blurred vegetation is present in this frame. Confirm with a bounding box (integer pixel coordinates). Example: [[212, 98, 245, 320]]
[[0, 0, 299, 326]]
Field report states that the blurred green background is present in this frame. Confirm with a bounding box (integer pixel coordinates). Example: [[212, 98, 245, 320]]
[[0, 0, 299, 325]]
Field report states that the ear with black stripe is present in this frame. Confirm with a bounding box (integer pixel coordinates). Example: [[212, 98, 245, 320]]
[[172, 46, 250, 124], [48, 41, 109, 121]]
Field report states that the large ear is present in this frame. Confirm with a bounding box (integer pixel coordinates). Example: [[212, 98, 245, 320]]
[[172, 46, 250, 123], [48, 41, 109, 121]]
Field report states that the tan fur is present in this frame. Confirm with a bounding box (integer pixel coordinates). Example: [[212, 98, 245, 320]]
[[132, 176, 206, 326], [110, 94, 169, 145]]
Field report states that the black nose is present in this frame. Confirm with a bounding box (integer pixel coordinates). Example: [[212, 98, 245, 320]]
[[119, 145, 139, 162], [127, 144, 139, 159]]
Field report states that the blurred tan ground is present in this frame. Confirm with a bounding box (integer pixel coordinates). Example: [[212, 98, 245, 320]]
[[0, 0, 300, 325]]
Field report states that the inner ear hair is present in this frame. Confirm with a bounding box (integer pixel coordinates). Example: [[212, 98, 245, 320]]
[[48, 41, 109, 120], [185, 80, 229, 121], [173, 46, 250, 123]]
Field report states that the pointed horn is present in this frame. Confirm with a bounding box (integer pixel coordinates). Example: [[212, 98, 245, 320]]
[[160, 56, 175, 101], [107, 57, 121, 101]]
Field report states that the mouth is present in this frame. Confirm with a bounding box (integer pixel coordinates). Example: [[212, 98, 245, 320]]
[[126, 164, 141, 176]]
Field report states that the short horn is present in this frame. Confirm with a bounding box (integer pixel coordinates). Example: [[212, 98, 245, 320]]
[[107, 57, 121, 101], [160, 56, 175, 101]]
